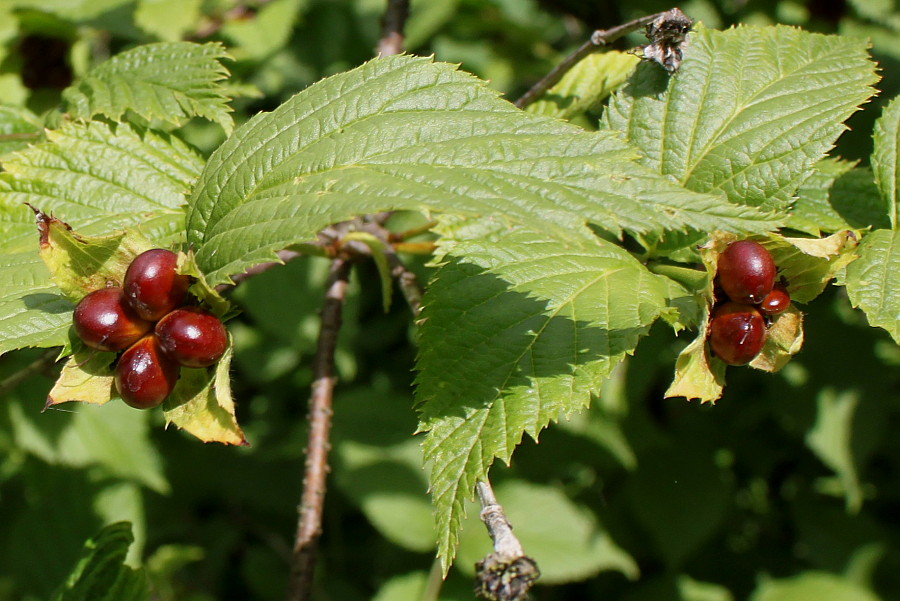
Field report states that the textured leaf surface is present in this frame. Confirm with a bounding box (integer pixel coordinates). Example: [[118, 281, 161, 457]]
[[53, 522, 148, 601], [416, 224, 671, 567], [604, 25, 879, 211], [787, 160, 888, 235], [456, 480, 638, 583], [844, 229, 900, 343], [0, 104, 42, 156], [62, 42, 233, 133], [186, 54, 778, 286], [525, 51, 639, 121], [0, 121, 202, 355], [872, 95, 900, 229]]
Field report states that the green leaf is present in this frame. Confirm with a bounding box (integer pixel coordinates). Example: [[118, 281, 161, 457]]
[[416, 224, 671, 568], [787, 160, 889, 236], [0, 121, 202, 355], [186, 54, 778, 287], [603, 25, 879, 211], [872, 95, 900, 229], [62, 42, 234, 134], [457, 480, 638, 583], [53, 522, 148, 601], [0, 104, 42, 157], [844, 229, 900, 343], [627, 444, 731, 568], [525, 51, 639, 121], [806, 388, 864, 512], [332, 388, 434, 553], [134, 0, 203, 42], [749, 571, 879, 601], [221, 0, 308, 61]]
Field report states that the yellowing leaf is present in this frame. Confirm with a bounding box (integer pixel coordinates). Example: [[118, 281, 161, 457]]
[[163, 346, 246, 446], [35, 209, 156, 301], [47, 349, 117, 407], [750, 307, 804, 372]]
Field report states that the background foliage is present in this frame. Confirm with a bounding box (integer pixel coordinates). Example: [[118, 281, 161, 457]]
[[1, 1, 899, 601]]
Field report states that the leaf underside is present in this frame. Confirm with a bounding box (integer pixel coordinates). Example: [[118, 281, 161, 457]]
[[844, 229, 900, 344]]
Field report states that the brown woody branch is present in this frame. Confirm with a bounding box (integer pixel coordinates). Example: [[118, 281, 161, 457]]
[[377, 0, 410, 56], [285, 258, 352, 601]]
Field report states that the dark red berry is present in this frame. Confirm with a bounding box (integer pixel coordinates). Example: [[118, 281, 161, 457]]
[[708, 302, 766, 366], [123, 249, 190, 321], [155, 307, 227, 368], [758, 283, 791, 316], [115, 335, 180, 409], [73, 287, 152, 351], [716, 240, 776, 304]]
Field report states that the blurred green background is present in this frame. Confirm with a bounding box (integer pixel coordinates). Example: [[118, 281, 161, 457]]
[[1, 1, 899, 600]]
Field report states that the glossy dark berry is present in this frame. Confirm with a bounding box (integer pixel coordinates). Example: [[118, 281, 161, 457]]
[[716, 240, 776, 304], [115, 335, 180, 409], [708, 302, 766, 366], [73, 287, 152, 351], [758, 283, 791, 316], [123, 249, 190, 321], [155, 307, 227, 368]]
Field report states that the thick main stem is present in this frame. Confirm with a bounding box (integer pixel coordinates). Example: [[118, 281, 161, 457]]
[[285, 258, 352, 601]]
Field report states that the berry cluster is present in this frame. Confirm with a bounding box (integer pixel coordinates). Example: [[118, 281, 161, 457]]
[[708, 240, 791, 366], [72, 249, 227, 409]]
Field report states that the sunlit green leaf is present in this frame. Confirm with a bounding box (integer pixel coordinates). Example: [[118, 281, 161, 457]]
[[844, 228, 900, 343], [417, 223, 671, 567], [871, 94, 900, 229], [62, 42, 233, 133], [525, 51, 639, 121], [186, 54, 778, 287], [604, 25, 879, 211]]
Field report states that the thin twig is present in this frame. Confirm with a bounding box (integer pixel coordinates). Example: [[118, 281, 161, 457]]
[[377, 0, 410, 56], [474, 479, 539, 601], [285, 258, 352, 601], [513, 11, 669, 109], [0, 349, 58, 396], [476, 480, 525, 560]]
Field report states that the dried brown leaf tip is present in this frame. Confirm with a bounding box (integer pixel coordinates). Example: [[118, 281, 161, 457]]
[[642, 7, 693, 72], [27, 203, 72, 248]]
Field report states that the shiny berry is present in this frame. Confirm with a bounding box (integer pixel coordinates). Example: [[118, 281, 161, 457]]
[[758, 283, 791, 316], [73, 287, 152, 351], [115, 335, 180, 409], [716, 240, 776, 304], [155, 308, 227, 368], [708, 302, 766, 366], [123, 249, 190, 321]]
